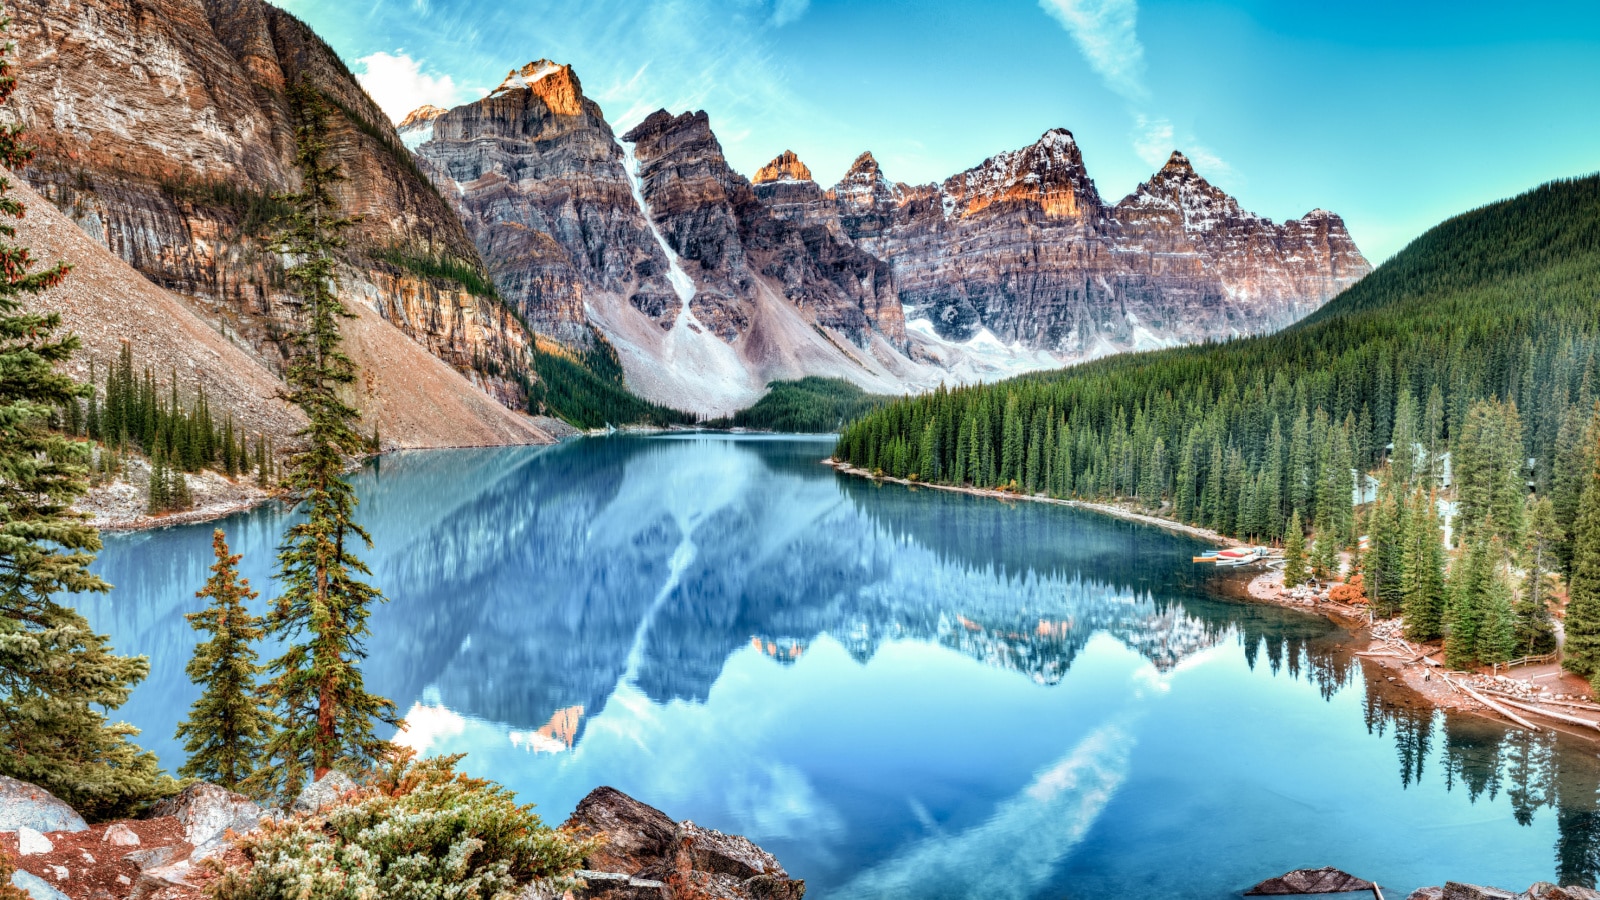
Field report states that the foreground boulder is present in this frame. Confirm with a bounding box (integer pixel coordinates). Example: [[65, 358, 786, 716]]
[[8, 869, 69, 900], [558, 787, 804, 900], [1407, 883, 1600, 900], [0, 776, 86, 834], [151, 782, 263, 858]]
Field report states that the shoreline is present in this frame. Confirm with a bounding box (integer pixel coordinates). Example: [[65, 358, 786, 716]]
[[825, 458, 1600, 745]]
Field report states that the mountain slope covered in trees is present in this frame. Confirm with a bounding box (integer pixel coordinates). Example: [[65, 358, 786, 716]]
[[840, 172, 1600, 523]]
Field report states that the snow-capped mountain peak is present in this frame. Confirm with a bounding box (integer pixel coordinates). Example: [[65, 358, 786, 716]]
[[491, 59, 565, 96]]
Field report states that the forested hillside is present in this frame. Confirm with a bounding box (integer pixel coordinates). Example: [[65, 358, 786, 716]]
[[837, 173, 1600, 676], [713, 378, 894, 433]]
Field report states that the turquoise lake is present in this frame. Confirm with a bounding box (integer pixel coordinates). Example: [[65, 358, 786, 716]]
[[72, 435, 1582, 898]]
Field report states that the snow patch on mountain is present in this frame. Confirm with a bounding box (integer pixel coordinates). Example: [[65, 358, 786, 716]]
[[904, 318, 1066, 384]]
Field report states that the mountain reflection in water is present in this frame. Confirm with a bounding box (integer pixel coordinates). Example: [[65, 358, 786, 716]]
[[71, 435, 1600, 898]]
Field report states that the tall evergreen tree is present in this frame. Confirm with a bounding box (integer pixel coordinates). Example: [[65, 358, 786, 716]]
[[1283, 510, 1308, 588], [1563, 453, 1600, 687], [176, 530, 272, 792], [1446, 531, 1493, 669], [0, 20, 172, 818], [1402, 491, 1448, 642], [256, 81, 396, 801], [1517, 496, 1561, 656]]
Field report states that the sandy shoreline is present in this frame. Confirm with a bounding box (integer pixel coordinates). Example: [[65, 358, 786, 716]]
[[826, 458, 1600, 744]]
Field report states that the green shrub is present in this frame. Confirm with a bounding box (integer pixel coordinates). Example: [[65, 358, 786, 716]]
[[209, 751, 595, 900]]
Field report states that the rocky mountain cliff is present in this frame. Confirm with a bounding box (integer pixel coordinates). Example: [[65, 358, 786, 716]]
[[822, 132, 1370, 352], [8, 165, 551, 452], [408, 66, 1366, 414], [7, 0, 534, 409], [411, 62, 923, 414]]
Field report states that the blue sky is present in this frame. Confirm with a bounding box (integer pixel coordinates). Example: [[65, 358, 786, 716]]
[[279, 0, 1600, 261]]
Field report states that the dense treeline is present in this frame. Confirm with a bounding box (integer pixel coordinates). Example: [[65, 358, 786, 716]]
[[71, 343, 269, 478], [528, 332, 694, 429], [838, 173, 1600, 676], [59, 343, 279, 512], [705, 377, 893, 432]]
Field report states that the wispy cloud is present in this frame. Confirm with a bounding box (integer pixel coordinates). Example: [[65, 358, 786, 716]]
[[354, 51, 472, 122], [1037, 0, 1147, 102], [1041, 0, 1235, 183], [293, 0, 820, 164], [832, 719, 1135, 900], [771, 0, 810, 27]]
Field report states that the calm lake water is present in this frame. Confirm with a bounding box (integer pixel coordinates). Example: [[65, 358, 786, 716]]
[[73, 435, 1584, 898]]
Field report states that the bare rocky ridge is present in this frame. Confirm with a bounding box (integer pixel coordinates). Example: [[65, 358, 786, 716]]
[[7, 0, 534, 408], [827, 132, 1371, 351]]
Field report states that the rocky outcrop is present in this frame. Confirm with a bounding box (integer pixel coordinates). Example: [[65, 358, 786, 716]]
[[8, 0, 533, 408], [0, 777, 87, 835], [150, 784, 262, 859], [1407, 883, 1600, 900], [828, 131, 1370, 352], [559, 788, 804, 900]]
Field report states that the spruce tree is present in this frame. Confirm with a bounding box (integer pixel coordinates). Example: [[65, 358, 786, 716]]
[[1446, 531, 1492, 669], [256, 81, 396, 801], [1563, 455, 1600, 686], [176, 530, 272, 791], [1478, 559, 1517, 667], [1283, 510, 1308, 588], [0, 20, 172, 817], [1517, 496, 1561, 655], [1311, 520, 1337, 579], [1402, 491, 1448, 642]]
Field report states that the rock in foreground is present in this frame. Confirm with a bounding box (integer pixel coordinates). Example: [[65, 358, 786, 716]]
[[0, 777, 87, 835], [554, 787, 803, 900], [1407, 882, 1600, 900]]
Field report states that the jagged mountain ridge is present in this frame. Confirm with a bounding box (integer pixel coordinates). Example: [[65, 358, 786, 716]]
[[411, 64, 936, 415], [7, 0, 536, 412], [405, 61, 1367, 415], [815, 132, 1371, 350]]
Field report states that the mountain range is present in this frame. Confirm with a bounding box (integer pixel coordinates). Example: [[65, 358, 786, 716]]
[[5, 0, 1370, 424]]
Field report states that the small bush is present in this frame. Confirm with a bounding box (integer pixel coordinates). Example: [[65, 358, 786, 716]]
[[1329, 574, 1367, 605], [209, 751, 596, 900]]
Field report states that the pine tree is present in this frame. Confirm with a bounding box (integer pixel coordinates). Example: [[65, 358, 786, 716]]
[[1478, 559, 1518, 667], [1402, 491, 1447, 642], [1446, 530, 1492, 669], [1283, 510, 1308, 588], [176, 530, 272, 792], [1311, 520, 1338, 579], [1517, 496, 1561, 655], [0, 20, 172, 818], [147, 443, 170, 514], [1563, 454, 1600, 687], [256, 81, 397, 802]]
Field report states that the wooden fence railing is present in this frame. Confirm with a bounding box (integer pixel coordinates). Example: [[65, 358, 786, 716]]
[[1490, 652, 1558, 675]]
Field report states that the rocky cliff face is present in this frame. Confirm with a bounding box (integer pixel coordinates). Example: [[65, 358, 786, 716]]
[[411, 64, 917, 414], [7, 0, 532, 407], [827, 132, 1370, 353]]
